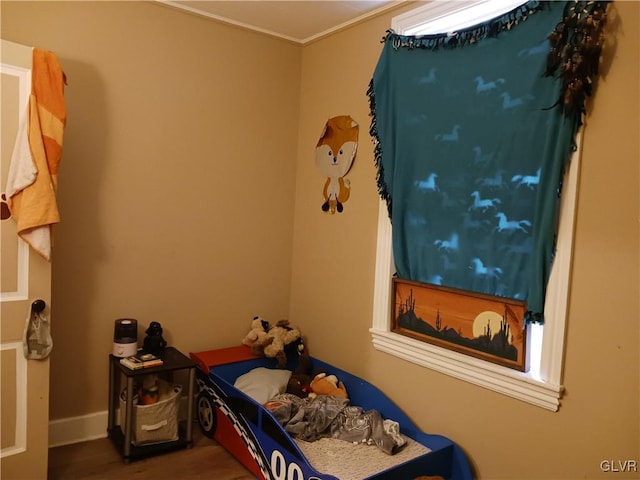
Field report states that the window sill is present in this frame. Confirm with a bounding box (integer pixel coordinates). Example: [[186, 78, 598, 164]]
[[370, 328, 562, 411]]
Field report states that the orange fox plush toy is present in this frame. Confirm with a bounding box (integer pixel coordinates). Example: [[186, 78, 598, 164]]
[[315, 115, 359, 214]]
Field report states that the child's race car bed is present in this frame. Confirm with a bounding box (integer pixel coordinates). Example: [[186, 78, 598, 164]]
[[190, 345, 472, 480]]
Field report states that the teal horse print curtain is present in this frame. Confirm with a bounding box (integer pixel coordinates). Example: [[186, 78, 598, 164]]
[[368, 1, 606, 323]]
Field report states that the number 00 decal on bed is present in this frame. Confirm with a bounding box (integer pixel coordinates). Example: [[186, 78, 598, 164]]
[[271, 450, 322, 480]]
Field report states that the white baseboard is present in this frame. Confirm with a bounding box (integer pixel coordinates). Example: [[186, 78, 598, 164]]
[[48, 411, 109, 448], [48, 397, 191, 448]]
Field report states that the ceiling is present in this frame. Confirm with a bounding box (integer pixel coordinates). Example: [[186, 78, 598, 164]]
[[156, 0, 406, 44]]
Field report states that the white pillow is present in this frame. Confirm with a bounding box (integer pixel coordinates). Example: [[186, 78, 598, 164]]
[[234, 367, 292, 404]]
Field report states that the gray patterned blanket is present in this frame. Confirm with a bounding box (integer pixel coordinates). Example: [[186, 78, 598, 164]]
[[264, 393, 406, 455]]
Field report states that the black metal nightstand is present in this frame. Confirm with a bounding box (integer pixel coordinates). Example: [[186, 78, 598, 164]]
[[107, 346, 196, 463]]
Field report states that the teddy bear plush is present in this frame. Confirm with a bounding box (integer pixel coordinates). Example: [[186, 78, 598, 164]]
[[251, 319, 301, 368], [242, 316, 269, 347], [309, 372, 348, 398]]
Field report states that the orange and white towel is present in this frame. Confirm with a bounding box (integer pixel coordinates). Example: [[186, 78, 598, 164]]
[[6, 48, 66, 261]]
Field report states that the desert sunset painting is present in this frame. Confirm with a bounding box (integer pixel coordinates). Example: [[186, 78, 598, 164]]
[[392, 278, 527, 371]]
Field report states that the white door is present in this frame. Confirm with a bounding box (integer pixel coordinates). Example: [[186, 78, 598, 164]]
[[1, 39, 52, 480]]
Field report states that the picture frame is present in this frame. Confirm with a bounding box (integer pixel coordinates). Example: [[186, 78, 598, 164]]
[[391, 277, 528, 371]]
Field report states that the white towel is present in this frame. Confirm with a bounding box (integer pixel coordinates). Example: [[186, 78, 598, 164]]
[[5, 102, 37, 197]]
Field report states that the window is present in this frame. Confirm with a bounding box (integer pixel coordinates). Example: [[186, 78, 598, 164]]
[[370, 1, 578, 411]]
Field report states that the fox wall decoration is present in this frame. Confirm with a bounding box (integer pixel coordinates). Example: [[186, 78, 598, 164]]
[[315, 115, 359, 214]]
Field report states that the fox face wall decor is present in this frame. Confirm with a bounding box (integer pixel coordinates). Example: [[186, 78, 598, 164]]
[[315, 115, 359, 214]]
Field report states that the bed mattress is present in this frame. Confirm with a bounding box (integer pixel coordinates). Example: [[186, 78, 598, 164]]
[[295, 436, 431, 480]]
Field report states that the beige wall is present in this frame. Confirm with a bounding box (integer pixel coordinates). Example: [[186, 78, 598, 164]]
[[2, 1, 638, 479], [1, 1, 301, 419], [291, 2, 639, 480]]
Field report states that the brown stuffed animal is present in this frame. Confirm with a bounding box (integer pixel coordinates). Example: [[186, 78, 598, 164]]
[[242, 316, 269, 347], [286, 353, 313, 397], [309, 372, 348, 398], [251, 319, 301, 368]]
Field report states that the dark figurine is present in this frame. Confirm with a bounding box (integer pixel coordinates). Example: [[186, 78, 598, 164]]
[[143, 321, 167, 355]]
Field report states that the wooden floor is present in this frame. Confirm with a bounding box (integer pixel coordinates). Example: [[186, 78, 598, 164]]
[[47, 422, 255, 479]]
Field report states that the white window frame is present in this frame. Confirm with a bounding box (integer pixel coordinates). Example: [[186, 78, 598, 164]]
[[370, 1, 577, 411]]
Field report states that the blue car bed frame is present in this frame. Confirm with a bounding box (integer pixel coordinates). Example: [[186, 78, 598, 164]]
[[190, 345, 472, 480]]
